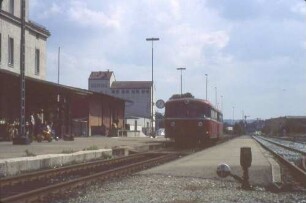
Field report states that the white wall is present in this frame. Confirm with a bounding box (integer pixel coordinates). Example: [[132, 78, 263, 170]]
[[0, 0, 47, 80], [1, 0, 29, 20]]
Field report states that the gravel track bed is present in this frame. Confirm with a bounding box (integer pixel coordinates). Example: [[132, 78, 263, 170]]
[[55, 174, 306, 203], [275, 136, 306, 145], [254, 137, 303, 163], [263, 137, 306, 154]]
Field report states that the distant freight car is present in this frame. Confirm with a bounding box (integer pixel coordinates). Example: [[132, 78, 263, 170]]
[[164, 98, 223, 147]]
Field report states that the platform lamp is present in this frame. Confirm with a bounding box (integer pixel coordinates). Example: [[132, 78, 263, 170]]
[[205, 74, 208, 100], [146, 37, 159, 136]]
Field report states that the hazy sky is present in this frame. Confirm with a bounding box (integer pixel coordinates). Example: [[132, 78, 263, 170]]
[[29, 0, 306, 120]]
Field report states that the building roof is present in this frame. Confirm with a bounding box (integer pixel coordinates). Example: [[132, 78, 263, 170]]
[[0, 10, 50, 39], [0, 69, 125, 103], [111, 81, 152, 89], [89, 71, 114, 80]]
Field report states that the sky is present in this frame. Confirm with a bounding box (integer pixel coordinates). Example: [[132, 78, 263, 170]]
[[29, 0, 306, 120]]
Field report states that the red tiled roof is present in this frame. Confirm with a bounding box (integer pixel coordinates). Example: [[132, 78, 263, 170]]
[[89, 71, 113, 80], [111, 81, 152, 89]]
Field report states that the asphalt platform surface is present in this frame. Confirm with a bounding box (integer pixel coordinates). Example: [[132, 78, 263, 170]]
[[0, 136, 168, 159], [140, 135, 280, 186], [0, 135, 280, 186]]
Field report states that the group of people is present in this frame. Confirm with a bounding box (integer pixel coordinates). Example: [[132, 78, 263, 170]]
[[29, 110, 59, 141]]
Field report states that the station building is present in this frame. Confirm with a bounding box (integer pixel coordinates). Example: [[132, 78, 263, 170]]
[[0, 1, 126, 139], [0, 69, 125, 138], [88, 71, 154, 136], [0, 0, 50, 79]]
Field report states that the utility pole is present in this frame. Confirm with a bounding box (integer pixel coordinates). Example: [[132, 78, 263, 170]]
[[146, 37, 159, 136], [13, 0, 30, 144]]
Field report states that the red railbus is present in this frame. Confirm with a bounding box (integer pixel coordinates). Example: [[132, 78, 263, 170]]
[[164, 98, 223, 146]]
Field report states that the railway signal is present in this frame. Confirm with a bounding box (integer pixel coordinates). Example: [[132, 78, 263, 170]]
[[217, 147, 253, 190]]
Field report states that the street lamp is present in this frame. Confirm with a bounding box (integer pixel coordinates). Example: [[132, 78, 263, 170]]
[[232, 106, 235, 126], [221, 95, 223, 112], [146, 37, 159, 135], [177, 67, 186, 96], [215, 86, 218, 108], [205, 74, 208, 100]]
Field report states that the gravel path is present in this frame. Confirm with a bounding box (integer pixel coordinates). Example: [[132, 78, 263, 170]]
[[58, 174, 306, 203]]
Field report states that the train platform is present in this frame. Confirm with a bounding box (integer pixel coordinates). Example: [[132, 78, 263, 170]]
[[0, 136, 168, 177], [140, 135, 281, 187]]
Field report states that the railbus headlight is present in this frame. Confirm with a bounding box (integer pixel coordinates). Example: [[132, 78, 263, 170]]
[[198, 121, 203, 127], [170, 121, 175, 127]]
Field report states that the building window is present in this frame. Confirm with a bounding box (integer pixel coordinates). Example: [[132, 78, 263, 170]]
[[35, 49, 40, 75], [146, 90, 149, 94], [112, 90, 115, 94], [136, 90, 139, 94], [9, 0, 14, 15], [8, 37, 14, 66], [126, 90, 129, 94]]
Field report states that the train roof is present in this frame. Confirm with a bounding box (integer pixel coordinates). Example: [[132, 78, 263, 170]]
[[166, 98, 222, 114]]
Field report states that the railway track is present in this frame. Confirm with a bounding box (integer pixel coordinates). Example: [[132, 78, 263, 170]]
[[256, 136, 306, 156], [253, 136, 306, 187], [272, 136, 306, 145], [0, 152, 180, 203]]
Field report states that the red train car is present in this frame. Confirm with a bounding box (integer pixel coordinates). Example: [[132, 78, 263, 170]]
[[164, 98, 223, 146]]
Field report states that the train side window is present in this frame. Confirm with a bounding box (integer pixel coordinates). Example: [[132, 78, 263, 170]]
[[217, 113, 223, 122], [211, 110, 217, 120]]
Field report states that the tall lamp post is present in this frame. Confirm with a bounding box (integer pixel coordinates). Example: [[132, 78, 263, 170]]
[[232, 106, 235, 126], [221, 95, 223, 112], [215, 86, 218, 108], [205, 74, 208, 100], [177, 67, 186, 96], [146, 37, 159, 135]]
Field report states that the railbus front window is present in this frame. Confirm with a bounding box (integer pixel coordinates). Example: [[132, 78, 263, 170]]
[[165, 102, 209, 118]]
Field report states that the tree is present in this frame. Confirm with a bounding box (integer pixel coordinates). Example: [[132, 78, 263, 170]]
[[170, 92, 194, 100]]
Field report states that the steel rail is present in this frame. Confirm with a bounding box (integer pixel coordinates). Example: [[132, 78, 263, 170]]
[[1, 153, 178, 203], [258, 136, 306, 156], [253, 136, 306, 187], [0, 152, 147, 190]]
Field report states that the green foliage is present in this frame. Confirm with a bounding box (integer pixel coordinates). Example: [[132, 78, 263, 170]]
[[101, 152, 112, 160], [170, 92, 194, 100], [233, 121, 246, 135]]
